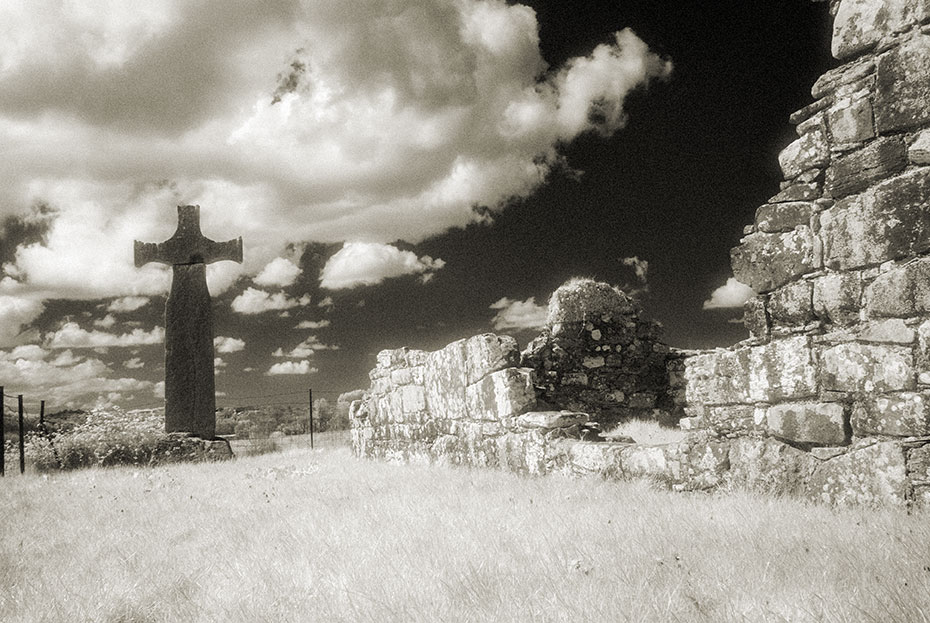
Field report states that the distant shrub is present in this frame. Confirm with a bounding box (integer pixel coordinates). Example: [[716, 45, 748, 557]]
[[25, 407, 167, 471]]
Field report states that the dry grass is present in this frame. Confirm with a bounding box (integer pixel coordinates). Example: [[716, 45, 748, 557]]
[[1, 445, 929, 622], [603, 418, 689, 445]]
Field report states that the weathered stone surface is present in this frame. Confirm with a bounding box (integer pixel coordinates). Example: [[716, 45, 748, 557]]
[[465, 334, 520, 385], [907, 443, 930, 485], [749, 336, 819, 402], [755, 202, 815, 233], [875, 34, 930, 133], [163, 263, 216, 438], [911, 129, 930, 164], [731, 227, 819, 293], [742, 295, 769, 338], [858, 318, 916, 344], [917, 320, 930, 376], [516, 410, 586, 430], [465, 368, 536, 421], [821, 169, 930, 270], [864, 258, 930, 317], [424, 339, 469, 420], [779, 127, 830, 180], [134, 207, 243, 439], [684, 349, 750, 405], [546, 278, 635, 326], [807, 441, 909, 506], [726, 437, 818, 496], [675, 437, 731, 490], [852, 392, 930, 436], [564, 441, 625, 477], [813, 271, 862, 324], [827, 137, 907, 198], [768, 280, 815, 327], [813, 57, 874, 97], [832, 0, 930, 60], [688, 405, 764, 436], [769, 183, 821, 204], [820, 342, 915, 392], [828, 88, 875, 145], [766, 402, 848, 445]]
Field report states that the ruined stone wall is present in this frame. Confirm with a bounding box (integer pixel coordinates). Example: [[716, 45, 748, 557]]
[[680, 0, 930, 504], [351, 282, 684, 467], [521, 279, 683, 429], [351, 1, 930, 506]]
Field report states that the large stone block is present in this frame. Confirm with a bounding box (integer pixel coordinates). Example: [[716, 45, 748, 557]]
[[820, 342, 915, 393], [749, 336, 819, 403], [755, 202, 814, 233], [424, 339, 469, 420], [766, 402, 848, 445], [778, 127, 829, 180], [769, 183, 821, 203], [683, 349, 751, 405], [875, 33, 930, 133], [687, 405, 764, 436], [813, 271, 862, 324], [731, 227, 820, 293], [807, 441, 909, 506], [464, 334, 520, 385], [726, 437, 818, 496], [911, 129, 930, 165], [827, 137, 907, 198], [852, 392, 930, 436], [465, 367, 537, 421], [857, 318, 916, 344], [828, 88, 874, 145], [821, 169, 930, 270], [768, 280, 814, 327], [832, 0, 930, 60], [865, 258, 930, 318]]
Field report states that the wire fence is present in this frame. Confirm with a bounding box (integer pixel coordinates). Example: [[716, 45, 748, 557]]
[[0, 385, 358, 476]]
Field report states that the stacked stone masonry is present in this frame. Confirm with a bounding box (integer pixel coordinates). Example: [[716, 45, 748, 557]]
[[352, 0, 930, 506], [687, 0, 930, 505]]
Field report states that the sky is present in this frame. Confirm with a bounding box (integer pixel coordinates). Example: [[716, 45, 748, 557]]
[[0, 0, 836, 413]]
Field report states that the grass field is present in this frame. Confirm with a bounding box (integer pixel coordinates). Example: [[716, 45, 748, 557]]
[[1, 438, 929, 622]]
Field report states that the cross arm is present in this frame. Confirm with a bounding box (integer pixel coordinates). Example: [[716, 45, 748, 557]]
[[134, 206, 243, 267]]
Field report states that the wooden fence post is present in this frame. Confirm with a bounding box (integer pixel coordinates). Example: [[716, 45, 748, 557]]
[[18, 395, 25, 475], [309, 388, 314, 449], [0, 386, 5, 477]]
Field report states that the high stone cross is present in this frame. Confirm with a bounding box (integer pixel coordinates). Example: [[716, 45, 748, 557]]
[[135, 205, 242, 438]]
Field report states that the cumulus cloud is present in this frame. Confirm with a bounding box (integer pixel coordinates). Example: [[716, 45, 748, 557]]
[[703, 278, 755, 310], [94, 314, 117, 329], [266, 360, 318, 375], [107, 296, 149, 313], [123, 357, 144, 369], [0, 294, 44, 347], [45, 321, 164, 349], [231, 287, 311, 314], [273, 335, 339, 359], [489, 296, 548, 331], [214, 335, 246, 353], [320, 242, 445, 290], [0, 0, 669, 309], [254, 257, 301, 288], [0, 346, 152, 407], [295, 319, 330, 330]]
